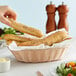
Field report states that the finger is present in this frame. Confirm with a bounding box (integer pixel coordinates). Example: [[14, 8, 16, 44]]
[[6, 8, 17, 20], [4, 14, 14, 19], [0, 15, 11, 26], [7, 13, 17, 20]]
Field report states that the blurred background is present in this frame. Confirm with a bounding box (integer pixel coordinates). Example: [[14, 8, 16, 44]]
[[0, 0, 75, 36]]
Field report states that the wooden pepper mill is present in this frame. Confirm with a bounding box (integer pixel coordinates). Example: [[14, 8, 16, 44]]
[[57, 2, 69, 32], [46, 2, 56, 33]]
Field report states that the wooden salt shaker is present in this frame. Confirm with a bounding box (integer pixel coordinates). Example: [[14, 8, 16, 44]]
[[46, 2, 56, 33], [57, 2, 69, 32]]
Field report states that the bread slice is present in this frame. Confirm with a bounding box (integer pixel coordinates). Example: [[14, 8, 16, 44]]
[[6, 40, 21, 45], [44, 29, 69, 46], [9, 19, 43, 38], [3, 34, 35, 42]]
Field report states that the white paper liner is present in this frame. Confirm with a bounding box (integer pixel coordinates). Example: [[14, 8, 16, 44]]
[[42, 28, 69, 38], [8, 39, 72, 51], [8, 42, 50, 51]]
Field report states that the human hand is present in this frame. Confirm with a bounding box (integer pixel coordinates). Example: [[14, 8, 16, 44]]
[[0, 6, 17, 26]]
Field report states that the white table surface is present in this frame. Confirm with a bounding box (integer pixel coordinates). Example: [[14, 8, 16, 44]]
[[0, 39, 76, 76]]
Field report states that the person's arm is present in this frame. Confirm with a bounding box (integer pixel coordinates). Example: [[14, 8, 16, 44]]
[[0, 6, 17, 26]]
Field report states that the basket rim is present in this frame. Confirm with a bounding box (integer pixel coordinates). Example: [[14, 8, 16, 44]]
[[8, 46, 69, 52]]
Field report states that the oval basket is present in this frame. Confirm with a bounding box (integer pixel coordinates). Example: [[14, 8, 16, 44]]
[[9, 46, 69, 63]]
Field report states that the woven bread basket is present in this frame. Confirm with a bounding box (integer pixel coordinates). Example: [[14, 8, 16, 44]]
[[9, 46, 68, 63]]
